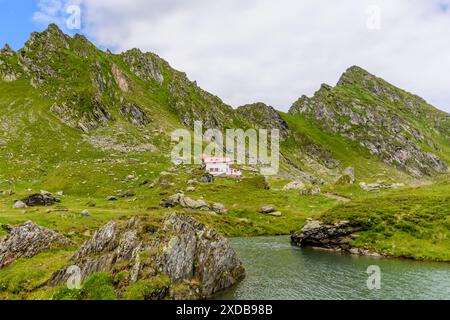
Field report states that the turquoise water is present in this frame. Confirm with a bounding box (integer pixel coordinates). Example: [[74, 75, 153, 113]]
[[216, 236, 450, 300]]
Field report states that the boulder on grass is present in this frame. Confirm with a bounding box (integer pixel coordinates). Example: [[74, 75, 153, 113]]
[[21, 192, 60, 207]]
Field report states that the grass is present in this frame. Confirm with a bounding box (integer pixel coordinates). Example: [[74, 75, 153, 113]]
[[321, 180, 450, 261]]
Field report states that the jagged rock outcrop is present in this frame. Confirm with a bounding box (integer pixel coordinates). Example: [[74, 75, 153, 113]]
[[50, 214, 245, 299], [0, 44, 21, 82], [289, 66, 449, 177], [121, 49, 164, 84], [120, 103, 149, 126], [0, 221, 73, 269], [291, 220, 360, 251], [237, 102, 290, 140]]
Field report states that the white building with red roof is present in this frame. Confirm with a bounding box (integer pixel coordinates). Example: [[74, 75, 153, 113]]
[[202, 155, 242, 176]]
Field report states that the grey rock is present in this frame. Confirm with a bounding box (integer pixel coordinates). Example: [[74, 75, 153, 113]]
[[199, 175, 214, 183], [148, 178, 160, 189], [160, 193, 184, 208], [283, 181, 306, 191], [13, 200, 27, 209], [119, 189, 136, 198], [120, 103, 149, 126], [0, 221, 73, 269], [2, 189, 14, 196], [81, 210, 91, 217], [212, 203, 228, 215], [106, 196, 118, 201], [180, 196, 210, 210], [337, 167, 356, 184], [359, 182, 381, 192], [160, 193, 210, 211], [186, 186, 196, 193], [50, 214, 245, 299], [291, 220, 359, 251], [258, 205, 276, 214]]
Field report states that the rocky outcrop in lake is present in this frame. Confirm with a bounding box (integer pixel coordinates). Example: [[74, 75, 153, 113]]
[[291, 220, 359, 251]]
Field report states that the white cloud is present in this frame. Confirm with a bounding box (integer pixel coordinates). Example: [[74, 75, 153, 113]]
[[34, 0, 450, 113], [33, 0, 82, 31]]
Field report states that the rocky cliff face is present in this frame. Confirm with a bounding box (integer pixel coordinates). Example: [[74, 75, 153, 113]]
[[289, 66, 449, 177], [50, 213, 245, 299]]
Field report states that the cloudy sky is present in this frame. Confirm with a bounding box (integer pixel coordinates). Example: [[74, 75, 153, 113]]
[[1, 0, 450, 112]]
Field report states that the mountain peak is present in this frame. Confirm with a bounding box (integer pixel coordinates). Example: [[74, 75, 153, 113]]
[[45, 23, 64, 35], [24, 23, 70, 53], [337, 65, 374, 87], [1, 43, 14, 55]]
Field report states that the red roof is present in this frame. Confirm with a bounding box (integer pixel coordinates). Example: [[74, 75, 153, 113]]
[[202, 155, 231, 164]]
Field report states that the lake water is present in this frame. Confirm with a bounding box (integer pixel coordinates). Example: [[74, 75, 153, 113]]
[[216, 236, 450, 300]]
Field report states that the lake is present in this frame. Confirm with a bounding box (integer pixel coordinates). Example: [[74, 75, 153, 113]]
[[216, 236, 450, 300]]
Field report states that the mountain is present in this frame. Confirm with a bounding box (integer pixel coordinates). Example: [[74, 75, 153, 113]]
[[1, 24, 448, 188], [289, 66, 449, 177]]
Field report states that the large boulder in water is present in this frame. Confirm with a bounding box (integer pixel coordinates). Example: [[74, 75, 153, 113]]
[[50, 213, 245, 299], [0, 221, 74, 269], [291, 220, 359, 251]]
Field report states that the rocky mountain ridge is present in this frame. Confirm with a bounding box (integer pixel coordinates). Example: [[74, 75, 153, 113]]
[[0, 24, 449, 183]]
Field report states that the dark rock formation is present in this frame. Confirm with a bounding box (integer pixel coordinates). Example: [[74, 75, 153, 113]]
[[50, 213, 245, 299], [21, 192, 60, 207], [0, 221, 73, 269], [291, 220, 360, 251]]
